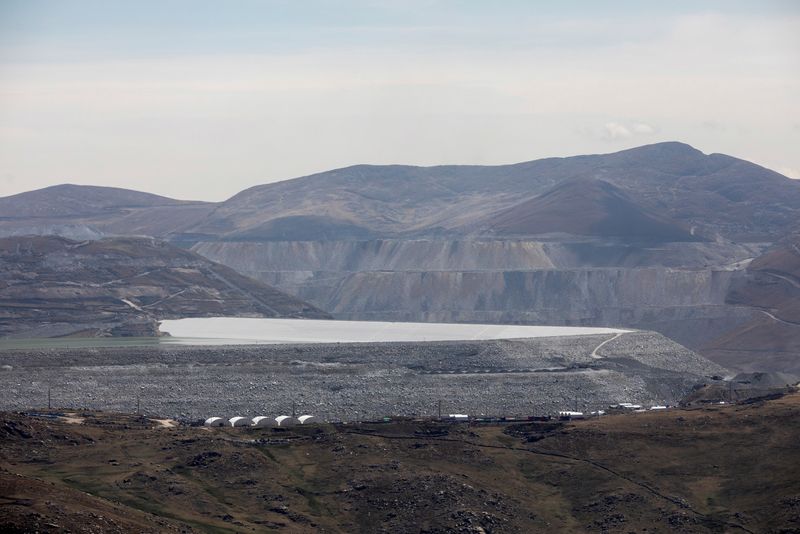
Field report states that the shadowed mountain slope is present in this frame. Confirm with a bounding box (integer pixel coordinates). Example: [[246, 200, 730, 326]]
[[485, 178, 701, 241], [0, 236, 329, 338]]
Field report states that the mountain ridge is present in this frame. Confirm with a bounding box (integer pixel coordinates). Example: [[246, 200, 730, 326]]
[[2, 141, 797, 243]]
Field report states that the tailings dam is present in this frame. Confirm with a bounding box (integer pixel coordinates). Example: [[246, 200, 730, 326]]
[[0, 320, 725, 421]]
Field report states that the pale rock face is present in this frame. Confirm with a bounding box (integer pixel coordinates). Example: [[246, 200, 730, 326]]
[[191, 239, 760, 356]]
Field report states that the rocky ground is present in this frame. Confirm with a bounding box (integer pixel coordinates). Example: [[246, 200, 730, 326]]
[[0, 331, 726, 421]]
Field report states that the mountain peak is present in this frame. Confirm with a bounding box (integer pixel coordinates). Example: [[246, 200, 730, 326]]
[[611, 141, 705, 159], [0, 184, 205, 220]]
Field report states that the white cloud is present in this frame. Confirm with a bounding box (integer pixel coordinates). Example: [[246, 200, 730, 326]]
[[632, 122, 655, 134], [591, 121, 657, 141], [604, 122, 632, 139]]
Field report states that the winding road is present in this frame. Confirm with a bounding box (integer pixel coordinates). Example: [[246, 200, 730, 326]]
[[590, 332, 625, 359]]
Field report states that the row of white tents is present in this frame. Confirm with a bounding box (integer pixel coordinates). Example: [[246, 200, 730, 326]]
[[204, 415, 315, 427]]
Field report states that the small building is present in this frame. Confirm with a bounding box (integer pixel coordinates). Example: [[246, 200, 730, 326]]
[[612, 403, 642, 410], [251, 416, 272, 427], [448, 414, 469, 421], [229, 416, 251, 427], [558, 411, 585, 420], [204, 417, 225, 427], [275, 415, 296, 427], [297, 415, 315, 425]]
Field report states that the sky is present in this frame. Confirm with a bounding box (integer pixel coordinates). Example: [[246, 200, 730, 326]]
[[0, 1, 798, 201]]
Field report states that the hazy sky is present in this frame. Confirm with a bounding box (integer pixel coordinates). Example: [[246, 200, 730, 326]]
[[0, 1, 798, 201]]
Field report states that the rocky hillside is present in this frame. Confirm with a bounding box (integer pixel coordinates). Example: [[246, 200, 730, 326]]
[[484, 178, 700, 241], [186, 141, 800, 243], [0, 236, 329, 338], [184, 143, 798, 373], [1, 393, 799, 532], [191, 238, 762, 363], [703, 237, 800, 373]]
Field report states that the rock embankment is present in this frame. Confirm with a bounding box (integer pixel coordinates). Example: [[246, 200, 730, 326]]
[[0, 331, 725, 421]]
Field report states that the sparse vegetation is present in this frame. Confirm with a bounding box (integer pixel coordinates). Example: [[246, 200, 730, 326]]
[[2, 392, 799, 532]]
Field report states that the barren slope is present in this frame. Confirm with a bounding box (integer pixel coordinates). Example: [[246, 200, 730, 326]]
[[0, 236, 329, 338], [0, 184, 217, 240], [188, 142, 800, 242], [485, 179, 700, 241], [703, 237, 800, 373]]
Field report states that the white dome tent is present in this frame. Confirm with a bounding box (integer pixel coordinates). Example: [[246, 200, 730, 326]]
[[274, 415, 296, 427], [229, 416, 251, 427], [251, 416, 272, 427], [297, 415, 315, 425], [203, 417, 225, 427]]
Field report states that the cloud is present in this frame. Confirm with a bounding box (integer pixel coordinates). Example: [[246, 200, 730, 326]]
[[604, 122, 632, 139], [0, 4, 796, 199], [598, 121, 657, 141], [631, 122, 655, 134]]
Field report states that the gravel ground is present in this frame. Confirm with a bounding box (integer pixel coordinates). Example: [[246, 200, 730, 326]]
[[0, 331, 726, 421]]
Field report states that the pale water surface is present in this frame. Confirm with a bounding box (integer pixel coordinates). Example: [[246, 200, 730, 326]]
[[158, 318, 630, 344]]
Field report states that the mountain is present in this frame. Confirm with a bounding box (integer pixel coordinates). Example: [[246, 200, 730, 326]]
[[0, 184, 218, 241], [0, 184, 185, 218], [2, 143, 797, 243], [2, 142, 799, 373], [0, 235, 329, 338], [183, 143, 800, 372], [185, 141, 800, 242], [484, 178, 701, 241], [703, 237, 800, 373]]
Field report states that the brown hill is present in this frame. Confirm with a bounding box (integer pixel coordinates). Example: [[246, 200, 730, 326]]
[[1, 393, 799, 533], [0, 235, 329, 338], [486, 179, 701, 241]]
